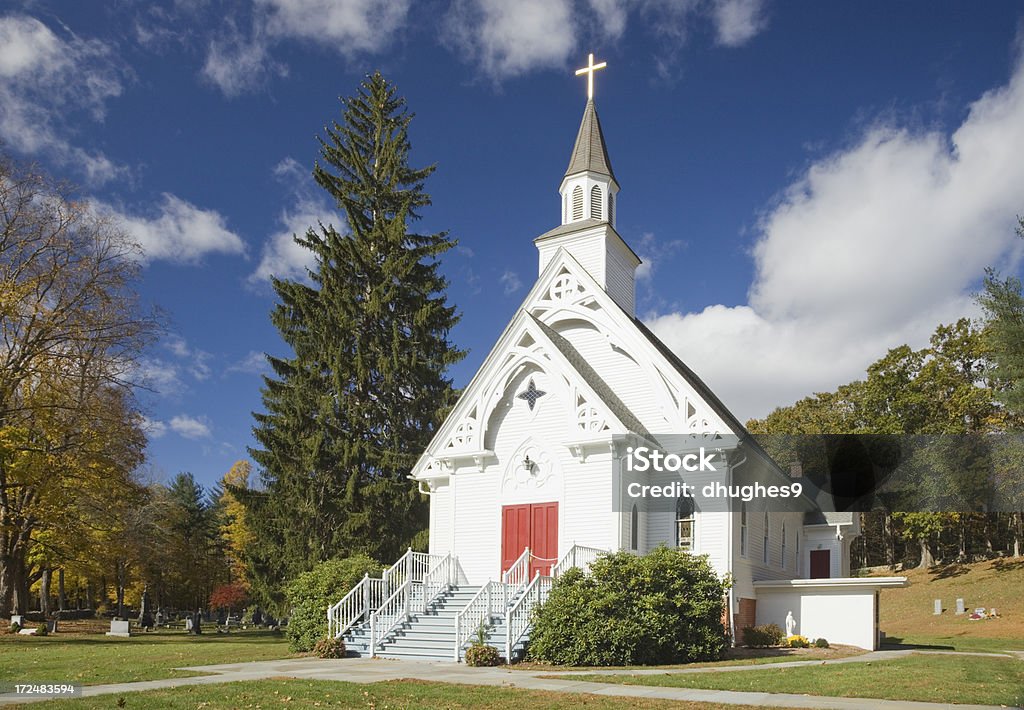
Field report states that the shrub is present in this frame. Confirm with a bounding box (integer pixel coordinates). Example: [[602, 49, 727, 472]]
[[786, 634, 810, 648], [465, 643, 501, 666], [35, 623, 48, 637], [529, 547, 730, 666], [312, 636, 347, 659], [7, 622, 20, 634], [814, 637, 830, 648], [284, 555, 382, 652], [742, 624, 784, 648]]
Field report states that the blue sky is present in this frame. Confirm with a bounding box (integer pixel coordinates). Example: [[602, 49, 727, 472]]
[[2, 1, 1023, 490]]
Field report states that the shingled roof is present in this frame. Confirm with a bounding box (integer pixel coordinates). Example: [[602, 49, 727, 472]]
[[565, 100, 617, 183]]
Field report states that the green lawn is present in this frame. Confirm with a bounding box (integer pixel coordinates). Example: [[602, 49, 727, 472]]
[[566, 653, 1024, 707], [0, 630, 295, 685], [37, 679, 791, 709], [512, 645, 865, 671], [883, 633, 1024, 652]]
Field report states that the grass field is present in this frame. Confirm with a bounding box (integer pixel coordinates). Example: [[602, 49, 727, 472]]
[[875, 557, 1024, 650], [565, 653, 1024, 707], [0, 629, 294, 685], [36, 679, 793, 709], [511, 644, 865, 671]]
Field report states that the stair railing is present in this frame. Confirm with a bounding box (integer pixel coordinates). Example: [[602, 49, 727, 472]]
[[328, 548, 445, 640], [551, 544, 607, 578], [368, 578, 412, 653], [452, 580, 505, 661], [421, 553, 456, 612], [501, 547, 531, 604], [505, 572, 552, 662]]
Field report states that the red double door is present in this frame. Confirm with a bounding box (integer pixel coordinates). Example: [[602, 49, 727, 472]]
[[501, 502, 558, 578]]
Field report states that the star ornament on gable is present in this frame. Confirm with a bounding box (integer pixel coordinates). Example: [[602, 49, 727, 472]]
[[517, 378, 547, 411]]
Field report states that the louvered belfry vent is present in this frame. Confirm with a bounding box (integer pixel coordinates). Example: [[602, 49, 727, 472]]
[[590, 185, 602, 220], [572, 185, 584, 220]]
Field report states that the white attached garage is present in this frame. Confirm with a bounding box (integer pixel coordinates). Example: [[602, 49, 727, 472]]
[[753, 577, 908, 650]]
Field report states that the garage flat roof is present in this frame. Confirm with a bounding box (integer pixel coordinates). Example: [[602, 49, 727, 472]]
[[754, 577, 909, 590]]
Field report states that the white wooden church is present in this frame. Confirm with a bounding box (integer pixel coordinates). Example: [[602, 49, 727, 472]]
[[330, 56, 906, 662]]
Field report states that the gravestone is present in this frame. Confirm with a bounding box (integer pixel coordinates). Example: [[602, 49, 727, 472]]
[[106, 619, 130, 637], [185, 616, 192, 632], [10, 615, 23, 627], [18, 628, 36, 635], [955, 598, 965, 615], [46, 619, 58, 633], [933, 599, 942, 615]]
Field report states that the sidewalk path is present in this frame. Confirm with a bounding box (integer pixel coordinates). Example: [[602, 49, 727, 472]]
[[0, 649, 1017, 709]]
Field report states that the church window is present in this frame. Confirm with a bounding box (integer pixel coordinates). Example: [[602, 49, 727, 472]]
[[781, 521, 787, 568], [676, 497, 695, 552], [572, 185, 583, 220], [609, 193, 614, 225], [590, 185, 602, 219], [740, 503, 747, 556], [763, 511, 770, 565], [630, 504, 638, 551]]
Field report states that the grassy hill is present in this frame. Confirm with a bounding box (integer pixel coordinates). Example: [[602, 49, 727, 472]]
[[873, 557, 1024, 651]]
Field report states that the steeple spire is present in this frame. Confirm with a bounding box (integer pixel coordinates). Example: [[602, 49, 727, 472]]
[[564, 99, 617, 184]]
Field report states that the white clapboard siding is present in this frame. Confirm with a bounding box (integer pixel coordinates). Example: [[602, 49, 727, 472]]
[[428, 482, 453, 557], [605, 240, 636, 315]]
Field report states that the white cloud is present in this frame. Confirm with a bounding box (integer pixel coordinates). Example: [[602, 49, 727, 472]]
[[201, 24, 286, 98], [250, 157, 336, 284], [226, 350, 270, 375], [500, 269, 523, 295], [201, 1, 409, 97], [135, 358, 183, 394], [648, 56, 1024, 422], [140, 416, 168, 439], [445, 0, 764, 82], [169, 414, 212, 440], [445, 0, 576, 80], [95, 193, 247, 264], [164, 335, 213, 380], [257, 0, 410, 52], [710, 0, 765, 47], [0, 14, 128, 184]]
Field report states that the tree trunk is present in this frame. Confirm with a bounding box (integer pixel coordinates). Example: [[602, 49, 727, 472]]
[[116, 561, 126, 619], [58, 569, 66, 611], [1013, 511, 1022, 558], [40, 568, 51, 616], [917, 537, 934, 568]]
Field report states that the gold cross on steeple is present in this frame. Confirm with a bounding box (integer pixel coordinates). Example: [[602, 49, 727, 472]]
[[575, 53, 607, 101]]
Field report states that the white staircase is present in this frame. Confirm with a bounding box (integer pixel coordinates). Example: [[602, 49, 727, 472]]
[[329, 545, 606, 662]]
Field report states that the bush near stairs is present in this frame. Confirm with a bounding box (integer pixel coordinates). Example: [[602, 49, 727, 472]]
[[286, 555, 382, 652], [528, 547, 729, 666]]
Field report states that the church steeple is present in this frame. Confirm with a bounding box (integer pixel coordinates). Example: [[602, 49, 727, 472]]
[[536, 54, 640, 316], [560, 99, 620, 226]]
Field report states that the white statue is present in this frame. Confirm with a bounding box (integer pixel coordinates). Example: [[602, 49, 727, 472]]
[[785, 610, 796, 636]]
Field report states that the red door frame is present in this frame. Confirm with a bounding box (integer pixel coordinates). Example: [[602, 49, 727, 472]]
[[501, 502, 559, 578]]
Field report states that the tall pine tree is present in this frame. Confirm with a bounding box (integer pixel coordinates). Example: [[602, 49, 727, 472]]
[[243, 73, 464, 609]]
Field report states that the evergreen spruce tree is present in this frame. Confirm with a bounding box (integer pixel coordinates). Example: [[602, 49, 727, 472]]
[[242, 73, 464, 609]]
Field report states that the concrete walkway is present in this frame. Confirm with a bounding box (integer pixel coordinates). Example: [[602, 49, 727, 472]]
[[0, 650, 1017, 709]]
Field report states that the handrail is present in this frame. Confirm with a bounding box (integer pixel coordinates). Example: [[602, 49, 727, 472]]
[[452, 580, 506, 661], [369, 578, 412, 653], [502, 547, 531, 605], [552, 544, 607, 578], [328, 548, 446, 641], [421, 553, 455, 612], [327, 575, 366, 639], [505, 572, 552, 662]]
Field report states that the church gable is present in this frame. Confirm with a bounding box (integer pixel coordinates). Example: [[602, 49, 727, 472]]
[[524, 249, 735, 442], [411, 311, 636, 478]]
